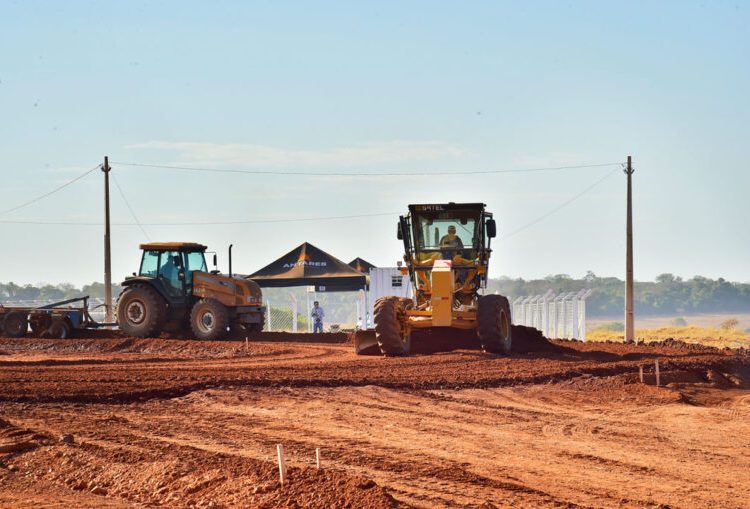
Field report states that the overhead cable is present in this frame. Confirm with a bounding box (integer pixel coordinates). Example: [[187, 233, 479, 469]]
[[504, 166, 621, 239], [111, 174, 150, 240], [112, 161, 621, 177], [0, 163, 101, 216], [0, 211, 399, 226]]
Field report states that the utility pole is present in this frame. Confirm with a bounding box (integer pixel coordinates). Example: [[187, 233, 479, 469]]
[[103, 156, 113, 323], [624, 155, 635, 343]]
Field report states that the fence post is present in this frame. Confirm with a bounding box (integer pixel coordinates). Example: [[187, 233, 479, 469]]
[[512, 297, 523, 326], [541, 290, 554, 337], [358, 289, 367, 329], [524, 296, 534, 326], [267, 299, 273, 332], [563, 292, 576, 338], [290, 293, 298, 333], [578, 289, 592, 342]]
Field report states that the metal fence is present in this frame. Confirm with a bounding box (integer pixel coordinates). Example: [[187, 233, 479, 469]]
[[263, 290, 367, 333], [511, 289, 592, 341]]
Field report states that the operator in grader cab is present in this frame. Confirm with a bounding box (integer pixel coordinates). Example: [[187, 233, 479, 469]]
[[440, 225, 464, 257]]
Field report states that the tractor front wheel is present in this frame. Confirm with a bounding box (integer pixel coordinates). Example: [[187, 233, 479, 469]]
[[116, 284, 167, 338], [374, 296, 412, 356], [477, 294, 512, 354], [190, 299, 230, 341]]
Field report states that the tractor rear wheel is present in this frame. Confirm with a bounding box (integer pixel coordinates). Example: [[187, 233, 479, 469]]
[[477, 294, 512, 354], [374, 296, 412, 356], [116, 284, 167, 338], [190, 299, 230, 341], [3, 312, 28, 338]]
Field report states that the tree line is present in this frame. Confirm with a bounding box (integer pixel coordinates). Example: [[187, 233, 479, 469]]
[[0, 282, 122, 303], [2, 272, 749, 318], [487, 272, 750, 317]]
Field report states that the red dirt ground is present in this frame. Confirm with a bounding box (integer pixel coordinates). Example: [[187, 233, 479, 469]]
[[0, 330, 748, 508]]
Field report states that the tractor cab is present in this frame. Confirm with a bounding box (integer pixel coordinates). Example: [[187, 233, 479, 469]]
[[118, 241, 265, 340], [136, 242, 209, 302]]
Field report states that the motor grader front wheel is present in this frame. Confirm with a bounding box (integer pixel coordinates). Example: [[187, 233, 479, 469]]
[[477, 294, 512, 354], [374, 296, 412, 356]]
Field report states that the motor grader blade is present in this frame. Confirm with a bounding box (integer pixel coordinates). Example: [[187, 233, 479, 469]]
[[353, 329, 380, 355]]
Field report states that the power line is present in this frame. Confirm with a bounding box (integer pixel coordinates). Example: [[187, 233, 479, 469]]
[[504, 165, 621, 239], [112, 161, 621, 177], [111, 174, 150, 240], [0, 211, 399, 226], [0, 160, 623, 231], [0, 164, 101, 216]]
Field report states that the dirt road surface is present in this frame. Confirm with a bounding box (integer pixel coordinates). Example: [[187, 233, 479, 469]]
[[1, 331, 748, 508]]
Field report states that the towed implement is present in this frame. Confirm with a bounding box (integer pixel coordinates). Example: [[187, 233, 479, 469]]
[[0, 296, 108, 339], [356, 203, 512, 355], [117, 242, 265, 340]]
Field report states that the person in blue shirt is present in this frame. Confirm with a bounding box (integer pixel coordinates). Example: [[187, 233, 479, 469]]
[[311, 301, 325, 333]]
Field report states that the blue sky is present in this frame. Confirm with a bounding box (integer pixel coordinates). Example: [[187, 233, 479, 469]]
[[1, 1, 748, 286]]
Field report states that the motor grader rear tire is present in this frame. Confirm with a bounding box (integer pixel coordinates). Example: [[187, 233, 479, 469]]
[[190, 298, 230, 341], [116, 284, 167, 338], [374, 296, 412, 356], [477, 294, 512, 354]]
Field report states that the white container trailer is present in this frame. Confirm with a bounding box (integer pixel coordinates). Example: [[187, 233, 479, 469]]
[[365, 267, 413, 329]]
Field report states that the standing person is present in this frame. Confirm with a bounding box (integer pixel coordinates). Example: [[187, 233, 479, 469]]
[[311, 301, 325, 333]]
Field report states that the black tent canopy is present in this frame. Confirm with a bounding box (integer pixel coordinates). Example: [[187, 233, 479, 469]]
[[348, 257, 376, 274], [248, 242, 367, 292]]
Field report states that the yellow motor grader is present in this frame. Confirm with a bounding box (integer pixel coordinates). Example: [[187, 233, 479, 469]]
[[117, 242, 265, 340], [356, 203, 512, 356]]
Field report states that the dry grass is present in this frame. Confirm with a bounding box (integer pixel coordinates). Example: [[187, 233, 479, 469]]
[[588, 313, 750, 330], [587, 325, 750, 349]]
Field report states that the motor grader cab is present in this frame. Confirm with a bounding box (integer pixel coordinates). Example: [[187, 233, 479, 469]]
[[357, 203, 512, 356], [117, 242, 265, 340]]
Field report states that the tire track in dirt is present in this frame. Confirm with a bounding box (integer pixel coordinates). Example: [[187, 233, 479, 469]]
[[2, 336, 749, 507]]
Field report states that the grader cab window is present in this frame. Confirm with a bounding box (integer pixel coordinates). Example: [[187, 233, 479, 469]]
[[414, 212, 479, 260]]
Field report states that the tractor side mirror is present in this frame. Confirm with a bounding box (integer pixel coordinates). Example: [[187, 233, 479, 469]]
[[213, 254, 217, 267], [486, 219, 497, 238], [178, 270, 185, 281], [397, 223, 403, 240]]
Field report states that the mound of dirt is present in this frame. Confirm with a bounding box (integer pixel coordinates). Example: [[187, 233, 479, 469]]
[[407, 325, 557, 355], [510, 325, 560, 353]]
